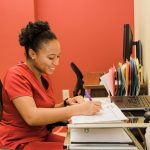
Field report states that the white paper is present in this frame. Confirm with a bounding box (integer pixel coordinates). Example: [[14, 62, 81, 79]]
[[100, 67, 116, 96], [100, 73, 111, 95], [84, 97, 111, 104], [71, 103, 128, 124]]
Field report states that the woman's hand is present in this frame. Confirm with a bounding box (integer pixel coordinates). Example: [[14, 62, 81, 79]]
[[77, 101, 102, 115], [67, 96, 84, 105]]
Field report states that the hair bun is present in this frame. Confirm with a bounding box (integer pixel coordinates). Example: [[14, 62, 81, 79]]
[[19, 20, 51, 46]]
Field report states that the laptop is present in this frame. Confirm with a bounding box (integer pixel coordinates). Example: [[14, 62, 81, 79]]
[[110, 96, 150, 111]]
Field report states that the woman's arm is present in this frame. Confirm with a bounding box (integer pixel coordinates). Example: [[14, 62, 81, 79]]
[[55, 96, 85, 108], [54, 101, 64, 108], [13, 96, 101, 126]]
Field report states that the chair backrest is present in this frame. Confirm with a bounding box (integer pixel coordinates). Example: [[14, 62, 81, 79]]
[[70, 62, 85, 97], [0, 80, 3, 120]]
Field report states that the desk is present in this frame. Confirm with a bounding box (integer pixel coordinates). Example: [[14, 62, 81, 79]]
[[64, 97, 149, 149], [84, 72, 148, 97], [64, 122, 149, 150]]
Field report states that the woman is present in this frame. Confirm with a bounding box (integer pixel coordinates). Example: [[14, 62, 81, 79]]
[[0, 20, 101, 150]]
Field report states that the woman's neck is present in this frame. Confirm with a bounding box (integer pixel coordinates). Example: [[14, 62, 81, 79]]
[[25, 60, 41, 80]]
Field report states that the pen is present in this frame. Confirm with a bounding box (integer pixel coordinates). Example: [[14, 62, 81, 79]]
[[85, 89, 92, 101]]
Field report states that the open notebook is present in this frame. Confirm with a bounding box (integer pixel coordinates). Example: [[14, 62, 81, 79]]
[[71, 102, 128, 124]]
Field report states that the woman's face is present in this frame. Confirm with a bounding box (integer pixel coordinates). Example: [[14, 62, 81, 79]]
[[32, 39, 61, 75]]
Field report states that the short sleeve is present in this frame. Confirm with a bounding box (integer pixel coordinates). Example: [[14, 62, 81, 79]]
[[4, 71, 33, 101]]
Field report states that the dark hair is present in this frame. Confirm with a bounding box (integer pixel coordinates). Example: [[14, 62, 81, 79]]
[[19, 20, 57, 57]]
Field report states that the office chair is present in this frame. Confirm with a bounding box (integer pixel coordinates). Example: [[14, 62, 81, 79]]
[[0, 80, 11, 150], [48, 62, 86, 130], [48, 62, 86, 133], [70, 62, 85, 97]]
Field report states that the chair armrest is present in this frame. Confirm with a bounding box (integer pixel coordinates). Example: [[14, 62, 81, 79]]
[[46, 121, 69, 131], [144, 111, 150, 123]]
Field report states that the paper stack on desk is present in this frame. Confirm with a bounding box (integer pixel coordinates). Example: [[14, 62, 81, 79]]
[[71, 102, 128, 124]]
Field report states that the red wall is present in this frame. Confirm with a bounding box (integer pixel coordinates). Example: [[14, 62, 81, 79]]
[[35, 0, 134, 102], [0, 0, 34, 78], [0, 0, 134, 102]]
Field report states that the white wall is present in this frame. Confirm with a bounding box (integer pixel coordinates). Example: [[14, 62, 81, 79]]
[[134, 0, 150, 94]]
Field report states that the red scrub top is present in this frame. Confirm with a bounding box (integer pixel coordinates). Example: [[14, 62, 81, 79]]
[[0, 62, 56, 149]]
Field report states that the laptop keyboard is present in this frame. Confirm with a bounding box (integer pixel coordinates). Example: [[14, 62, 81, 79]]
[[127, 96, 150, 107], [111, 96, 150, 109]]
